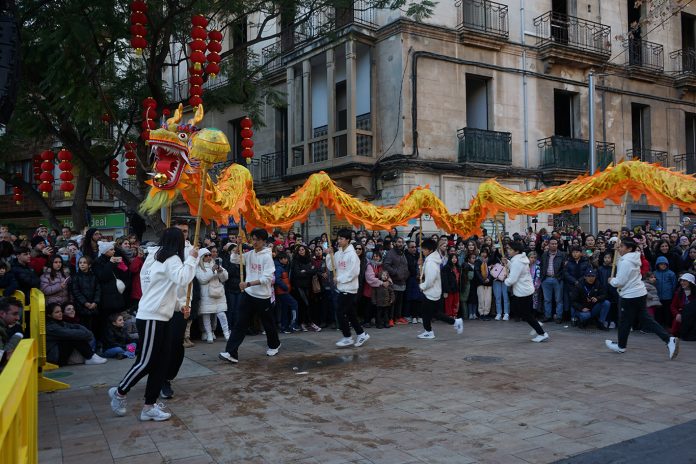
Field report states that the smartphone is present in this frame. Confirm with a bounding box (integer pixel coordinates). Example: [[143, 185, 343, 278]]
[[215, 257, 222, 266]]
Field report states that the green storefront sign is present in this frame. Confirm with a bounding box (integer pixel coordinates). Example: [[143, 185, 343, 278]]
[[43, 213, 126, 229]]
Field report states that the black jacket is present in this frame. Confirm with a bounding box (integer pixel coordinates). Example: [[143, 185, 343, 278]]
[[46, 318, 94, 364], [571, 279, 607, 312], [92, 255, 128, 314], [103, 324, 130, 349], [681, 300, 696, 341], [540, 251, 566, 281], [441, 265, 459, 294], [0, 272, 18, 297], [290, 256, 316, 290], [10, 259, 39, 302], [70, 270, 101, 317], [221, 254, 241, 294]]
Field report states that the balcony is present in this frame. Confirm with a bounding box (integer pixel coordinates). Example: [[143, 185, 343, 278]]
[[456, 0, 509, 49], [534, 12, 611, 72], [623, 38, 664, 78], [457, 128, 512, 165], [281, 1, 377, 54], [670, 49, 696, 94], [674, 153, 696, 174], [626, 148, 670, 166], [248, 151, 287, 183], [538, 136, 614, 172], [260, 41, 282, 74]]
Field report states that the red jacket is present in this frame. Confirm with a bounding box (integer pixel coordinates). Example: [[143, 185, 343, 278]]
[[640, 254, 650, 277], [29, 255, 47, 277], [129, 256, 144, 300], [671, 288, 692, 318]]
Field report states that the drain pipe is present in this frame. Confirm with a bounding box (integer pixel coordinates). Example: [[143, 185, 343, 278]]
[[521, 0, 530, 229]]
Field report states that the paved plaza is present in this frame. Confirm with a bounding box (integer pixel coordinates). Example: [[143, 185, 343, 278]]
[[38, 320, 696, 464]]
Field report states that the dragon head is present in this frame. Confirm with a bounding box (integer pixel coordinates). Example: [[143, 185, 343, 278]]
[[146, 103, 203, 190]]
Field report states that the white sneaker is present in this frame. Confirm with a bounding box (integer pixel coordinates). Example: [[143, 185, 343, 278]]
[[453, 318, 464, 335], [411, 317, 419, 324], [417, 318, 423, 323], [108, 387, 127, 416], [140, 403, 171, 422], [494, 314, 501, 321], [531, 333, 549, 343], [668, 337, 680, 360], [336, 337, 354, 347], [530, 321, 544, 336], [417, 331, 435, 339], [218, 352, 238, 363], [605, 340, 625, 353], [85, 354, 107, 365], [266, 344, 281, 356], [223, 330, 231, 341], [503, 314, 510, 321], [355, 332, 370, 347], [609, 322, 616, 329], [206, 333, 214, 344]]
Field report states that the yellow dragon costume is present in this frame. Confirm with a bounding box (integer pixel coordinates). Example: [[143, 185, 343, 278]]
[[141, 104, 696, 235]]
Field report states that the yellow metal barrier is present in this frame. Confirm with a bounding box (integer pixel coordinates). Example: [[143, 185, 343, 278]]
[[0, 339, 38, 464], [28, 289, 69, 392]]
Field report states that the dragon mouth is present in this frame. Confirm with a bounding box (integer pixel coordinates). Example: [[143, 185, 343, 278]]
[[149, 142, 190, 190]]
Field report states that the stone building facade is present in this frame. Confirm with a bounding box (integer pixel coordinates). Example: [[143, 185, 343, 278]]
[[171, 0, 696, 239]]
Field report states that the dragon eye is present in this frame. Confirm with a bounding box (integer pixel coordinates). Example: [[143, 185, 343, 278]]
[[178, 132, 188, 141]]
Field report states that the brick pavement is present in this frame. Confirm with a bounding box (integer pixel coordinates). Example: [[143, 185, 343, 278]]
[[38, 320, 696, 464]]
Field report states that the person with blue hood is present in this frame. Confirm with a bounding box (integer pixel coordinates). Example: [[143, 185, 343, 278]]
[[654, 255, 677, 327]]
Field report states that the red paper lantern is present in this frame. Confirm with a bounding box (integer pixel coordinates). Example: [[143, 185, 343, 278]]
[[190, 39, 207, 51], [207, 40, 222, 53], [191, 26, 207, 40], [142, 97, 157, 109], [240, 117, 253, 129], [241, 138, 254, 149], [110, 159, 120, 181], [240, 128, 253, 139], [162, 108, 171, 117], [60, 182, 75, 193], [192, 14, 208, 28], [189, 85, 203, 97], [189, 96, 203, 107], [204, 62, 220, 77], [141, 130, 150, 141], [38, 150, 54, 197], [190, 75, 204, 86], [41, 149, 54, 161], [130, 1, 148, 56], [125, 141, 137, 151], [190, 50, 206, 70], [60, 172, 74, 182], [206, 29, 222, 78], [40, 161, 53, 171], [101, 113, 111, 124], [208, 29, 223, 42]]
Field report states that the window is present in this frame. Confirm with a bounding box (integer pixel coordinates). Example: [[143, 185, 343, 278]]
[[466, 75, 489, 130], [631, 103, 651, 156], [228, 117, 245, 163], [553, 90, 578, 138], [686, 112, 696, 155]]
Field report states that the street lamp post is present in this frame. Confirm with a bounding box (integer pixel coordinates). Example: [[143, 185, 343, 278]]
[[589, 71, 598, 236]]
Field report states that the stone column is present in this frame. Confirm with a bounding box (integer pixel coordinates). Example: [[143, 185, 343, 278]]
[[302, 59, 311, 164], [346, 40, 357, 157], [327, 48, 336, 160], [286, 66, 295, 167]]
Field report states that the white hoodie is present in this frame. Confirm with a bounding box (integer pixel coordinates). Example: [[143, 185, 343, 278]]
[[610, 251, 647, 298], [243, 247, 275, 299], [334, 244, 360, 294], [419, 251, 442, 301], [141, 242, 200, 312], [504, 253, 535, 297], [136, 252, 201, 321]]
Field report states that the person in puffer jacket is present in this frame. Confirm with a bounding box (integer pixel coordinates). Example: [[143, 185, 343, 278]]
[[605, 240, 679, 360], [654, 255, 677, 327], [504, 241, 548, 342]]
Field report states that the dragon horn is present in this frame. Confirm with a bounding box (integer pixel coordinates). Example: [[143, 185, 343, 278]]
[[188, 104, 204, 126], [167, 103, 184, 127]]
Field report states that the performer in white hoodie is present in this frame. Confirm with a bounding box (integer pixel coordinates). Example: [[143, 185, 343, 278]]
[[606, 240, 679, 359], [504, 241, 549, 342], [218, 228, 281, 363], [108, 227, 202, 421], [334, 228, 370, 348], [417, 238, 463, 339]]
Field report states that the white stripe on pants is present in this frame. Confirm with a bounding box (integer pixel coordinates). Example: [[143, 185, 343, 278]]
[[119, 319, 156, 391]]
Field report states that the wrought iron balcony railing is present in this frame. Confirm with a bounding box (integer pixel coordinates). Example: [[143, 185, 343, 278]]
[[260, 41, 282, 73], [623, 38, 664, 73], [534, 12, 611, 57], [670, 48, 696, 76], [456, 0, 509, 39], [626, 148, 669, 165], [538, 136, 614, 171], [248, 151, 287, 182], [675, 153, 696, 174], [457, 128, 512, 165]]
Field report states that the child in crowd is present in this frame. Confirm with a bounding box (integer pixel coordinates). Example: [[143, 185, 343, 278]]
[[70, 256, 100, 331], [442, 254, 460, 318], [654, 256, 677, 327], [274, 252, 298, 334], [597, 252, 618, 328], [61, 303, 80, 325], [121, 310, 139, 341], [0, 261, 18, 297], [102, 313, 136, 359], [460, 253, 475, 320], [371, 270, 395, 329], [643, 272, 662, 323]]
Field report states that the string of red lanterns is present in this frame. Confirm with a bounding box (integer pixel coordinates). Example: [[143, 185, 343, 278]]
[[13, 173, 23, 205], [32, 155, 41, 184], [206, 29, 222, 79], [240, 117, 254, 164], [109, 159, 120, 181], [124, 142, 138, 178], [189, 14, 208, 108], [38, 149, 54, 198], [141, 97, 157, 141], [130, 0, 148, 56], [57, 149, 74, 198]]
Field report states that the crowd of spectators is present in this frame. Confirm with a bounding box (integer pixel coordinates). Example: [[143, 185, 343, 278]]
[[2, 218, 696, 371]]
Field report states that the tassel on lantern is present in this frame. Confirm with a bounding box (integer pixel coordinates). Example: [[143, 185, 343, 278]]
[[240, 117, 254, 164]]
